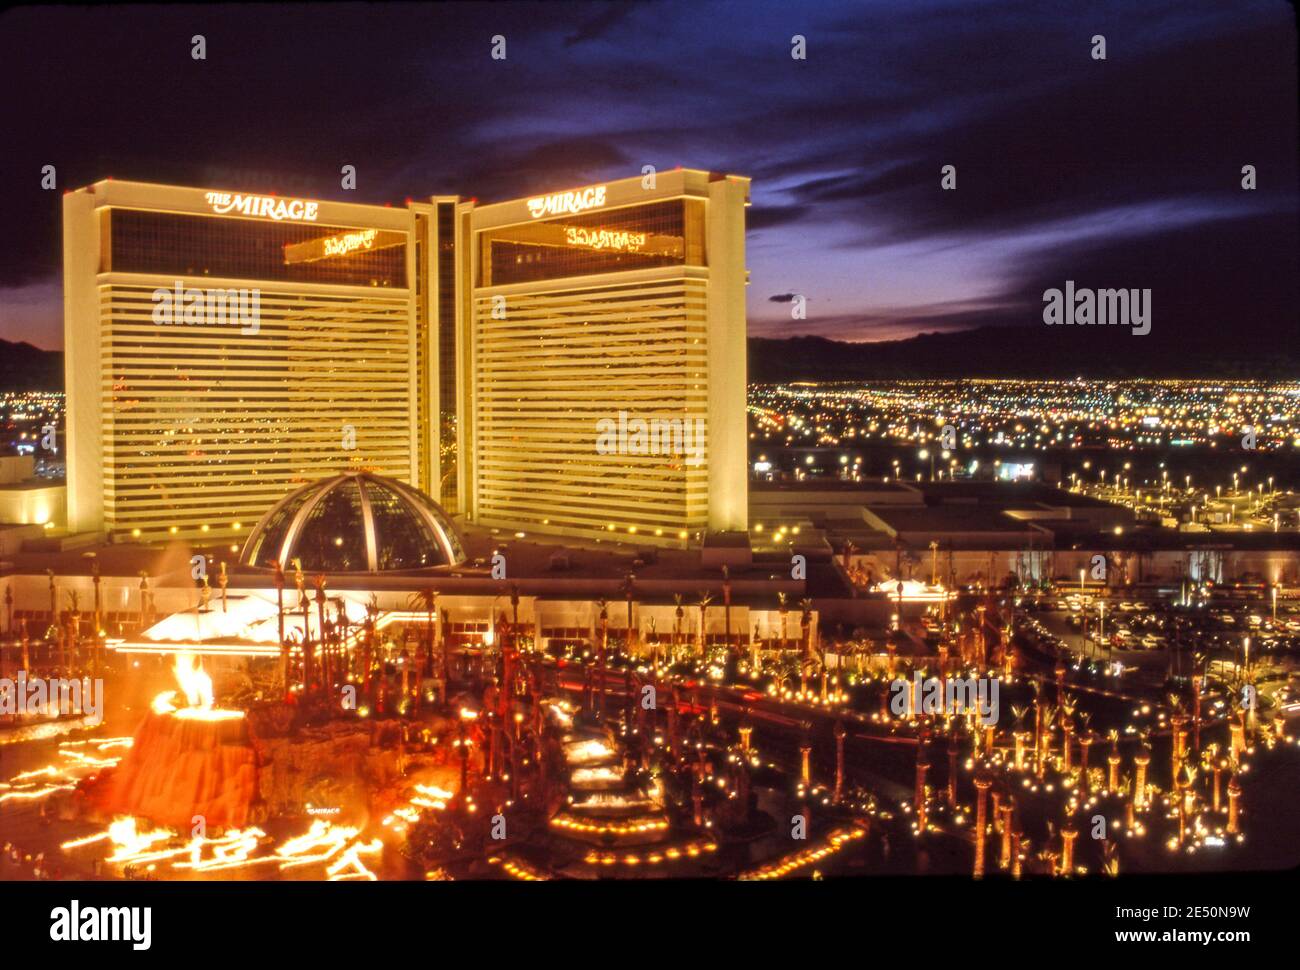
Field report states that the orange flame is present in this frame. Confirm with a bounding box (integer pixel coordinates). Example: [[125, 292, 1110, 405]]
[[151, 652, 242, 721]]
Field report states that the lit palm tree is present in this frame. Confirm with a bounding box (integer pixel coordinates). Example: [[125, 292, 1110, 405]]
[[138, 570, 153, 627], [595, 598, 609, 719], [696, 591, 714, 660], [622, 573, 636, 658], [672, 594, 685, 666], [509, 582, 521, 654], [313, 574, 328, 693], [1036, 698, 1058, 776], [1076, 710, 1094, 784], [64, 589, 80, 674], [798, 597, 813, 694], [407, 588, 438, 678], [271, 561, 288, 700], [721, 566, 733, 659], [45, 568, 56, 627], [331, 596, 349, 679], [1058, 693, 1077, 770], [363, 593, 380, 706], [292, 558, 310, 691], [1011, 704, 1029, 768], [1201, 741, 1221, 779]]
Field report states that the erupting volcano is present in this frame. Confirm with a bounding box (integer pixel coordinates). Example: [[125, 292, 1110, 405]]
[[94, 654, 258, 829]]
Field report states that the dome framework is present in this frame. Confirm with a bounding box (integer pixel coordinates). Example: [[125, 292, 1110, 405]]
[[240, 472, 465, 573]]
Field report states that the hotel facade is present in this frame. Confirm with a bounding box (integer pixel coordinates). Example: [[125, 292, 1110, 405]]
[[461, 170, 750, 544], [63, 181, 460, 542], [63, 171, 748, 547]]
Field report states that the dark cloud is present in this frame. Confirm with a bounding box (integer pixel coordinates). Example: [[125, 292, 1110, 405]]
[[777, 16, 1297, 249], [0, 0, 1293, 360], [564, 4, 637, 46], [747, 204, 806, 231], [1004, 208, 1300, 354], [752, 298, 1019, 342]]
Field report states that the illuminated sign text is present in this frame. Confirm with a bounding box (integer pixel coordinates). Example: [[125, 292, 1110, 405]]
[[527, 186, 607, 219], [205, 192, 319, 222], [323, 229, 378, 257], [283, 228, 404, 265], [565, 227, 647, 252]]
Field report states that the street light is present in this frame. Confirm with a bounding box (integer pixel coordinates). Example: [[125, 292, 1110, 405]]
[[919, 448, 933, 481]]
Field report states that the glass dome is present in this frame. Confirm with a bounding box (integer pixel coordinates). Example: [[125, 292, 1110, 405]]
[[240, 472, 466, 573]]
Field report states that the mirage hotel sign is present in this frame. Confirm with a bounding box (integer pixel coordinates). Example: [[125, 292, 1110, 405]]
[[205, 192, 320, 222], [527, 185, 607, 219]]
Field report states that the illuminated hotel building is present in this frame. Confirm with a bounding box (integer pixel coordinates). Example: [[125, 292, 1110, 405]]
[[459, 170, 750, 545], [63, 181, 460, 541], [62, 170, 748, 547]]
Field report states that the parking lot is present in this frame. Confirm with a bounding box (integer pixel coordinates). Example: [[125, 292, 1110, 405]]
[[1014, 591, 1300, 688]]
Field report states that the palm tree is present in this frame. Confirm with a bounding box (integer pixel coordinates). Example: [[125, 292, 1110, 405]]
[[292, 559, 310, 691], [779, 591, 789, 652], [1191, 650, 1207, 748], [271, 561, 288, 700], [622, 573, 637, 658], [63, 589, 80, 674], [138, 570, 153, 628], [1011, 704, 1029, 768], [1201, 741, 1225, 810], [721, 566, 733, 659], [363, 594, 379, 706], [1030, 681, 1048, 775], [408, 588, 438, 678], [441, 606, 453, 688], [1059, 693, 1077, 770], [1100, 839, 1119, 876], [1076, 710, 1094, 784], [672, 594, 685, 666], [217, 561, 228, 614], [798, 597, 813, 694], [509, 582, 521, 654], [313, 574, 328, 693], [595, 598, 609, 719], [696, 591, 714, 660], [331, 596, 349, 679]]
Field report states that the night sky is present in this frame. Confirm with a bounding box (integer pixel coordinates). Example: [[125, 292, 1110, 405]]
[[0, 1, 1295, 354]]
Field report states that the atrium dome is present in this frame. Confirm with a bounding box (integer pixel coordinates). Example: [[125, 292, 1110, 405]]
[[240, 472, 465, 573]]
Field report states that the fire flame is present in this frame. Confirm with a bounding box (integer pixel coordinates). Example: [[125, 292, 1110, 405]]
[[174, 652, 214, 709], [62, 816, 380, 880], [151, 653, 242, 721]]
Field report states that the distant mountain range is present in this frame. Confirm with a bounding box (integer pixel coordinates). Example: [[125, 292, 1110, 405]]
[[4, 324, 1297, 394], [0, 340, 63, 391], [749, 326, 1300, 382]]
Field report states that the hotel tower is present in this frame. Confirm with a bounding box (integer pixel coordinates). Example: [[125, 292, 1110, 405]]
[[460, 170, 750, 545], [63, 170, 748, 547]]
